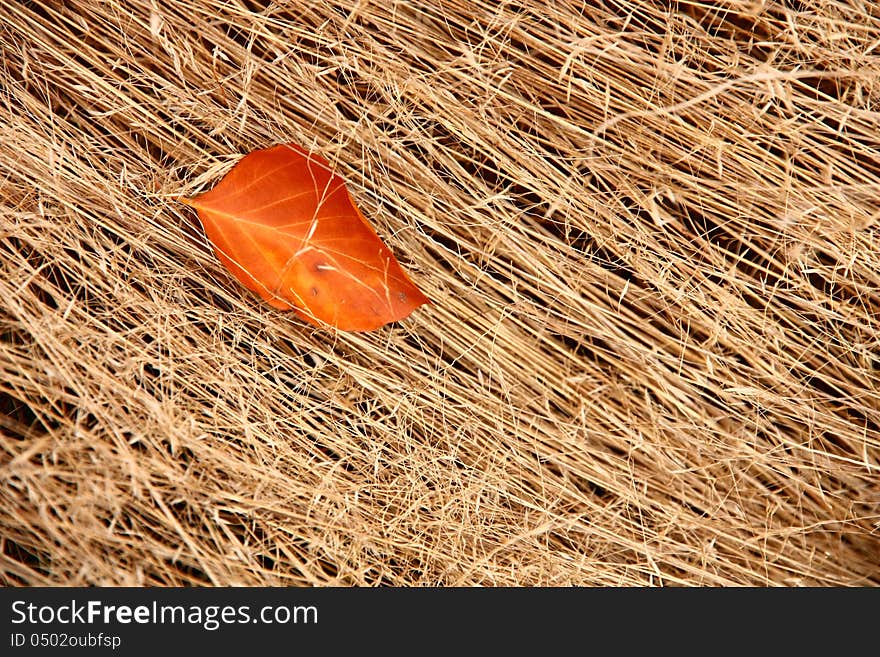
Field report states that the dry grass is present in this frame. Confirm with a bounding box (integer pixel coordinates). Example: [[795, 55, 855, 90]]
[[1, 0, 879, 586]]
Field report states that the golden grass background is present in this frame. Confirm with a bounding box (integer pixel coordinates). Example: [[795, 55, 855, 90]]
[[1, 0, 879, 586]]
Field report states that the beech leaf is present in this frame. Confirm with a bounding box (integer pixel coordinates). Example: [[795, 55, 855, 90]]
[[181, 143, 429, 331]]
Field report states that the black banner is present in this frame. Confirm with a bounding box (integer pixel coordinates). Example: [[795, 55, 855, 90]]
[[0, 587, 868, 652]]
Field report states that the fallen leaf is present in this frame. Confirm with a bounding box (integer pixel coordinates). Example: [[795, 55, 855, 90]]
[[180, 142, 429, 331]]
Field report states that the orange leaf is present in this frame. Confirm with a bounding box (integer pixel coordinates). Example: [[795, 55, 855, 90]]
[[180, 143, 429, 331]]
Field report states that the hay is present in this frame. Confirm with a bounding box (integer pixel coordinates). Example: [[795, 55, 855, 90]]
[[1, 0, 878, 586]]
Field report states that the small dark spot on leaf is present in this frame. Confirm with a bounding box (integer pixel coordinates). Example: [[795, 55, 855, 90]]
[[310, 286, 319, 297], [397, 291, 407, 302]]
